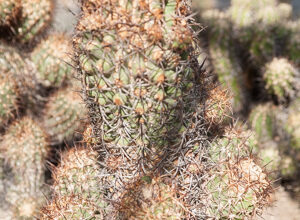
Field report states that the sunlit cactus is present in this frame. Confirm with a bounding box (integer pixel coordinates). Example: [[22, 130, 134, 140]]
[[73, 0, 206, 192], [205, 85, 232, 128], [287, 19, 300, 67], [41, 146, 107, 219], [263, 58, 299, 101], [205, 126, 272, 219], [31, 34, 73, 87], [16, 0, 53, 43], [43, 86, 87, 144]]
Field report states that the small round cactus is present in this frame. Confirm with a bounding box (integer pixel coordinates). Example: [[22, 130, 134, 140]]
[[0, 0, 20, 27], [0, 74, 18, 127], [41, 147, 106, 219], [31, 34, 73, 87], [206, 126, 272, 219], [119, 177, 185, 219], [249, 103, 277, 142], [43, 86, 87, 144], [263, 58, 299, 101], [205, 86, 232, 127], [0, 117, 48, 175], [16, 0, 53, 43]]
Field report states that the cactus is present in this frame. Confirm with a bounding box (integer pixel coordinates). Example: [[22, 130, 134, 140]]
[[263, 58, 300, 101], [202, 10, 248, 113], [205, 85, 232, 127], [0, 43, 40, 109], [0, 74, 18, 127], [43, 86, 87, 144], [41, 147, 106, 219], [0, 117, 49, 219], [74, 0, 205, 188], [119, 176, 184, 219], [16, 0, 53, 43], [205, 126, 272, 219], [249, 103, 277, 142], [30, 34, 73, 87], [0, 0, 20, 27]]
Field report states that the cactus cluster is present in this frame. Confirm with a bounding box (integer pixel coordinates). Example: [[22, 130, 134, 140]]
[[196, 0, 300, 195], [0, 0, 284, 219]]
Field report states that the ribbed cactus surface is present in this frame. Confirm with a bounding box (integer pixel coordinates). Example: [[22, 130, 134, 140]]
[[17, 0, 53, 43], [43, 86, 87, 144], [74, 0, 204, 185], [31, 34, 73, 87], [41, 147, 105, 219]]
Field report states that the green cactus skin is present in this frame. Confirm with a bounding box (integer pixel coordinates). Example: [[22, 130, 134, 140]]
[[263, 58, 299, 101], [74, 0, 205, 190], [16, 0, 53, 44], [119, 176, 184, 219], [31, 34, 73, 87], [206, 126, 272, 219], [0, 0, 20, 26], [41, 147, 106, 219], [202, 10, 248, 113], [0, 74, 19, 127], [249, 103, 277, 142], [43, 86, 88, 144], [0, 117, 49, 219]]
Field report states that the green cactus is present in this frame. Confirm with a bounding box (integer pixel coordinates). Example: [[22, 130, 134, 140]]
[[74, 0, 204, 184], [249, 103, 277, 142], [119, 177, 184, 219], [43, 86, 87, 144], [279, 155, 297, 179], [0, 117, 49, 219], [30, 34, 73, 87], [41, 147, 106, 219], [16, 0, 53, 43], [263, 58, 299, 101], [206, 126, 272, 219], [0, 0, 20, 26], [0, 74, 18, 127]]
